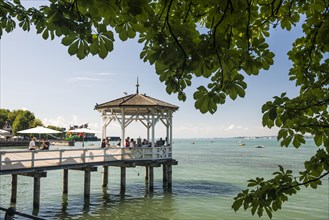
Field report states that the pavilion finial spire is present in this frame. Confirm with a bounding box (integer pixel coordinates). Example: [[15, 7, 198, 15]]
[[136, 77, 140, 94]]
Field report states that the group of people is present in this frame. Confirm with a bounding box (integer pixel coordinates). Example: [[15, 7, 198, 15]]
[[101, 137, 121, 148], [29, 137, 50, 150], [124, 137, 146, 148], [101, 137, 158, 148], [124, 137, 165, 148]]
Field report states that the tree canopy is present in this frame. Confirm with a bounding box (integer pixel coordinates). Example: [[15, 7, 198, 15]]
[[1, 0, 328, 218], [0, 108, 62, 135]]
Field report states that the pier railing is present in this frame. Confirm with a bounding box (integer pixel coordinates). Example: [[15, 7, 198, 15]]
[[0, 146, 172, 172]]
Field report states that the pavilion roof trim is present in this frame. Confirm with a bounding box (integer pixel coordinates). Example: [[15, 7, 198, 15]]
[[94, 93, 179, 112]]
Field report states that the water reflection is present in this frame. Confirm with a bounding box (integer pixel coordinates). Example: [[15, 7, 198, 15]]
[[32, 207, 39, 217], [61, 194, 68, 214], [83, 197, 90, 214], [172, 180, 240, 196], [102, 187, 110, 204]]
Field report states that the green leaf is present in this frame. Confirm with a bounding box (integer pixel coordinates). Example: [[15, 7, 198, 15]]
[[98, 42, 108, 59], [42, 30, 49, 40], [232, 199, 243, 212], [90, 41, 99, 55], [62, 35, 77, 46], [257, 207, 264, 217], [265, 207, 273, 219], [68, 40, 79, 56], [236, 85, 245, 97], [119, 29, 128, 41], [314, 133, 323, 146], [200, 95, 209, 113], [127, 26, 136, 38], [251, 204, 257, 215], [77, 42, 86, 59], [269, 108, 277, 120]]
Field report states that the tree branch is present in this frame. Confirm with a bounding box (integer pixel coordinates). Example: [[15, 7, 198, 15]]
[[183, 1, 192, 23], [254, 0, 281, 28], [164, 0, 187, 79], [283, 171, 329, 191], [305, 21, 324, 75], [159, 0, 168, 22], [246, 0, 251, 50], [288, 97, 329, 111], [212, 0, 231, 50]]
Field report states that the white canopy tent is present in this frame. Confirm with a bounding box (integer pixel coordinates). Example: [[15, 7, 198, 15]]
[[17, 126, 61, 139]]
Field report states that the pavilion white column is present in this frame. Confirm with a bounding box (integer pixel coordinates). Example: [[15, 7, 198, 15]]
[[151, 112, 155, 147], [147, 115, 150, 141], [166, 111, 169, 146], [101, 112, 107, 140], [169, 111, 173, 147], [121, 108, 125, 147]]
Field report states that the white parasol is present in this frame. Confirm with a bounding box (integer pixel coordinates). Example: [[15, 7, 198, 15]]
[[17, 126, 61, 139]]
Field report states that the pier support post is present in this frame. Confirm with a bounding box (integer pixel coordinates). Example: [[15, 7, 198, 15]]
[[33, 173, 41, 210], [167, 164, 172, 190], [63, 169, 68, 194], [102, 166, 109, 188], [84, 168, 91, 199], [162, 164, 168, 189], [120, 167, 126, 194], [149, 166, 154, 191], [17, 172, 46, 210], [10, 174, 17, 203], [145, 165, 149, 186]]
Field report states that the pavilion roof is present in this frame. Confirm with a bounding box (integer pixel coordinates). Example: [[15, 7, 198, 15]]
[[94, 93, 179, 113]]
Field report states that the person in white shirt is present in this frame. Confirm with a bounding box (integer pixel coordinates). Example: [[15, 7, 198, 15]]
[[29, 137, 37, 150], [130, 138, 135, 147]]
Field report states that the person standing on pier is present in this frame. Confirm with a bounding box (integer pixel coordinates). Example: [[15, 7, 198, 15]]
[[125, 137, 130, 147], [29, 137, 37, 150]]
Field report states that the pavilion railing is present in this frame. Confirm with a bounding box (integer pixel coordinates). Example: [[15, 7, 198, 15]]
[[0, 145, 172, 172]]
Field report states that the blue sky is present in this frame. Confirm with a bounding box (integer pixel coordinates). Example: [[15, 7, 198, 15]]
[[0, 20, 302, 138]]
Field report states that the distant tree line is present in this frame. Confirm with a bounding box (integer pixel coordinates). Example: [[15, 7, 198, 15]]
[[0, 108, 63, 136]]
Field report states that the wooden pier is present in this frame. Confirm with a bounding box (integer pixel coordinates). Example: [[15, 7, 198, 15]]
[[1, 83, 180, 214], [0, 146, 177, 210]]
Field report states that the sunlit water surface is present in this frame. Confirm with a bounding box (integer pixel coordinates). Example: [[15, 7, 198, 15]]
[[0, 138, 328, 219]]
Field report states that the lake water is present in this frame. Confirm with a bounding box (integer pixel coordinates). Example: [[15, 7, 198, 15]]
[[0, 138, 328, 219]]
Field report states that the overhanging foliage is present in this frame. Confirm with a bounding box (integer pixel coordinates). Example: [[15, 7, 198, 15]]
[[1, 0, 328, 218]]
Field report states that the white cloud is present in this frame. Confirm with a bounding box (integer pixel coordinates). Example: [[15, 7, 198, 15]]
[[66, 77, 100, 83], [95, 72, 118, 76], [224, 124, 235, 131], [43, 115, 88, 130], [43, 116, 67, 128], [65, 72, 117, 84]]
